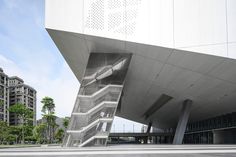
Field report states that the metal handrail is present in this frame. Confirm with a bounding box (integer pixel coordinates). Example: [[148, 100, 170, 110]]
[[64, 84, 123, 147]]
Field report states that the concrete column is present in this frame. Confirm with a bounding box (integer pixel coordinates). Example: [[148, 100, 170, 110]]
[[143, 121, 152, 144], [146, 121, 152, 133], [173, 99, 192, 144]]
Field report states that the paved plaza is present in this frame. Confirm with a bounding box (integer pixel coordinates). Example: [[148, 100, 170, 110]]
[[1, 145, 236, 157]]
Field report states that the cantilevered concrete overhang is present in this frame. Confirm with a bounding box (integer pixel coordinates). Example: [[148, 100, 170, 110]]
[[45, 0, 236, 129], [47, 28, 236, 129]]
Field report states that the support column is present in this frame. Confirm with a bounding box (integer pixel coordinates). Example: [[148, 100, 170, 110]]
[[173, 99, 192, 144], [144, 121, 152, 144], [146, 121, 152, 133]]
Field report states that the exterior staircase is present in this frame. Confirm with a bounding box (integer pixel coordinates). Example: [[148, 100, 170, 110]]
[[63, 84, 123, 147]]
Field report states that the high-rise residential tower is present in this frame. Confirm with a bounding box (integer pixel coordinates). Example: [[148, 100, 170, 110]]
[[9, 76, 37, 126], [0, 68, 37, 126], [0, 68, 9, 124]]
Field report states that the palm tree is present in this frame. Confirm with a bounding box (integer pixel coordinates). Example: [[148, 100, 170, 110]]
[[41, 97, 55, 114], [41, 97, 56, 143]]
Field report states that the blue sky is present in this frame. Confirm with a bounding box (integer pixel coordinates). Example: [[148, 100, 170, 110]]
[[0, 0, 79, 120], [0, 0, 143, 132]]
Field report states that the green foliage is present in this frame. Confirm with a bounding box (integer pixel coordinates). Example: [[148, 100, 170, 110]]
[[9, 125, 21, 144], [6, 134, 17, 144], [9, 125, 21, 135], [55, 128, 64, 143], [24, 136, 36, 143], [0, 122, 21, 145], [33, 123, 47, 144], [8, 103, 33, 123], [63, 117, 69, 129], [24, 125, 34, 136], [43, 114, 56, 126], [8, 103, 34, 144], [0, 121, 10, 144], [0, 96, 68, 145], [41, 96, 56, 144], [41, 97, 55, 114]]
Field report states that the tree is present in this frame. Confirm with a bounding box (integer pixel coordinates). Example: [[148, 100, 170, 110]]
[[41, 97, 55, 114], [6, 134, 17, 145], [8, 103, 33, 144], [63, 117, 69, 129], [33, 123, 47, 144], [0, 121, 9, 144], [41, 97, 56, 143], [55, 128, 64, 143], [9, 125, 21, 144]]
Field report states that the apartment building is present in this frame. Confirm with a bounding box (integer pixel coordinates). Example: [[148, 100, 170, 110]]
[[0, 68, 37, 126], [9, 76, 37, 126], [0, 68, 9, 124]]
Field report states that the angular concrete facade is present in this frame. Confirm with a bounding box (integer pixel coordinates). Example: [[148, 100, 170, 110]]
[[45, 0, 236, 146]]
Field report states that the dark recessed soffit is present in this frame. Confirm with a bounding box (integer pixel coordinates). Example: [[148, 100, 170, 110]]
[[143, 94, 173, 119]]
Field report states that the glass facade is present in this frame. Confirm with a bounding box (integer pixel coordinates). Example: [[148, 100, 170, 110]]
[[184, 112, 236, 144]]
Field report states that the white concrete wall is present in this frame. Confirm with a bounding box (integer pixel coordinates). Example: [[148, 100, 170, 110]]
[[45, 0, 84, 33], [45, 0, 236, 59]]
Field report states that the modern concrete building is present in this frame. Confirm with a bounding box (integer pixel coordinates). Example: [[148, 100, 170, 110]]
[[0, 68, 9, 124], [9, 76, 37, 126], [45, 0, 236, 146]]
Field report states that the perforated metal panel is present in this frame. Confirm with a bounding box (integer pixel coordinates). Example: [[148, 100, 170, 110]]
[[108, 12, 122, 30], [85, 0, 105, 30], [84, 0, 141, 36], [108, 0, 122, 9]]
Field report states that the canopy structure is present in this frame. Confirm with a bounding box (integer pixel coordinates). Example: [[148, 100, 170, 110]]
[[45, 0, 236, 146]]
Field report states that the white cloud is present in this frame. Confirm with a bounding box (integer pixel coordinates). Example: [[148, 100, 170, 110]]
[[0, 54, 23, 77]]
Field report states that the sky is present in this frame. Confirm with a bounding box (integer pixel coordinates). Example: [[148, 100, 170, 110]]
[[0, 0, 143, 132]]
